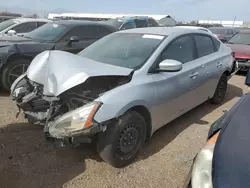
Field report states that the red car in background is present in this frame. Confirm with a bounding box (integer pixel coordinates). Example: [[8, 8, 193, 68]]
[[225, 30, 250, 71], [208, 27, 237, 43]]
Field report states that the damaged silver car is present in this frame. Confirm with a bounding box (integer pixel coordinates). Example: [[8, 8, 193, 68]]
[[10, 27, 237, 167]]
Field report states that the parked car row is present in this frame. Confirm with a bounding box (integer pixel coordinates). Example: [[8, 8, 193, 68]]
[[0, 20, 118, 90], [10, 26, 237, 167]]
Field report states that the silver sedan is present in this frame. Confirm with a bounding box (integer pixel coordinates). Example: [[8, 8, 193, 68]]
[[11, 27, 237, 167]]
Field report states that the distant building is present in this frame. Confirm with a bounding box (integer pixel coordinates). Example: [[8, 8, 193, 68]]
[[47, 13, 177, 26], [198, 20, 244, 28]]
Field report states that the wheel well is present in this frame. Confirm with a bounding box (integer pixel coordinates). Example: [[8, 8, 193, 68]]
[[223, 70, 230, 76], [129, 105, 152, 138], [4, 54, 33, 67]]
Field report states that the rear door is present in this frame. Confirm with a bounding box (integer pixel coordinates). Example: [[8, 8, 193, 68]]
[[193, 34, 223, 98], [151, 34, 207, 129], [55, 25, 101, 54]]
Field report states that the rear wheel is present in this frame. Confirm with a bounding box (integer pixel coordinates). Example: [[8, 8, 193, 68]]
[[97, 111, 147, 168], [1, 59, 30, 91], [210, 74, 227, 104]]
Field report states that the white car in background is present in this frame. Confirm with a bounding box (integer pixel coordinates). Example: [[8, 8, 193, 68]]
[[0, 18, 51, 36], [174, 26, 218, 38]]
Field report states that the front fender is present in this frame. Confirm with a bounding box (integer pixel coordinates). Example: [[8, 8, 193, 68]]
[[94, 99, 150, 123]]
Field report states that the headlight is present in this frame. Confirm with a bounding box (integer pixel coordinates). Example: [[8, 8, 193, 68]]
[[49, 102, 101, 138], [191, 132, 220, 188]]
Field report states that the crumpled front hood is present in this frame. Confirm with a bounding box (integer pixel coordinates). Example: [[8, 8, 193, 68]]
[[27, 50, 133, 96]]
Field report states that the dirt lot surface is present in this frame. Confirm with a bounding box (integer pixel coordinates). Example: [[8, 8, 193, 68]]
[[0, 75, 248, 188]]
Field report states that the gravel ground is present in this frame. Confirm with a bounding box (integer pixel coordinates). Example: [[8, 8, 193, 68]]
[[0, 75, 248, 188]]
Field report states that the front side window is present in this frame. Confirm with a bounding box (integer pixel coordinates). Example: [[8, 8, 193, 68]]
[[63, 25, 100, 40], [79, 33, 164, 69], [161, 35, 196, 63], [194, 35, 215, 57], [12, 22, 37, 33], [26, 23, 67, 41], [227, 33, 250, 45]]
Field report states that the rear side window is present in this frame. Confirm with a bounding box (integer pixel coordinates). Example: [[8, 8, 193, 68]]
[[161, 35, 196, 63], [213, 38, 221, 51], [12, 22, 37, 33], [194, 35, 215, 57]]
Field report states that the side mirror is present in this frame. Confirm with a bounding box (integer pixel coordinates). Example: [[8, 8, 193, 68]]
[[245, 69, 250, 86], [7, 30, 16, 35], [69, 36, 79, 43], [158, 59, 183, 72]]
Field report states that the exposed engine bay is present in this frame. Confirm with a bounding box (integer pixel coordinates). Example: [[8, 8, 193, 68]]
[[12, 75, 131, 134]]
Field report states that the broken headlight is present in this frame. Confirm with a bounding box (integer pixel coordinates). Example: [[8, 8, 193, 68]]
[[49, 102, 101, 138]]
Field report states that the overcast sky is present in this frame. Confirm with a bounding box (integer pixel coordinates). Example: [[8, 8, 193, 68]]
[[1, 0, 250, 21]]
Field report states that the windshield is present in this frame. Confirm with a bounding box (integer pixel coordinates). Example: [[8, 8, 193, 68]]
[[79, 33, 164, 69], [227, 33, 250, 45], [26, 23, 67, 41], [0, 20, 16, 32], [106, 19, 123, 28], [208, 28, 227, 34]]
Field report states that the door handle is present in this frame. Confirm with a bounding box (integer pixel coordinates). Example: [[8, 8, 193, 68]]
[[189, 72, 198, 79], [216, 62, 222, 68]]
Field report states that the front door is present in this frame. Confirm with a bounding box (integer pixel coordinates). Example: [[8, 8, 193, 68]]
[[150, 35, 207, 130], [55, 25, 100, 54]]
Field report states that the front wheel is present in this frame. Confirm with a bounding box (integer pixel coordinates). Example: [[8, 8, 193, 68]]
[[210, 74, 228, 104], [1, 59, 30, 91], [97, 111, 147, 168]]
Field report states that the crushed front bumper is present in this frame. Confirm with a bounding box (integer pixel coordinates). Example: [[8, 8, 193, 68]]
[[44, 123, 103, 147]]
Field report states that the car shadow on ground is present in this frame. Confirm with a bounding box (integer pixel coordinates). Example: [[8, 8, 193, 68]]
[[0, 123, 101, 188], [0, 83, 244, 187], [0, 90, 9, 97], [137, 83, 243, 161]]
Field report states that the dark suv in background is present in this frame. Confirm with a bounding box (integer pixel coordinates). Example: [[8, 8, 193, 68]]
[[106, 16, 159, 30], [0, 20, 118, 90]]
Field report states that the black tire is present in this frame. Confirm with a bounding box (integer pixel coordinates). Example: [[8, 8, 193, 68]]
[[210, 74, 228, 104], [1, 59, 30, 91], [97, 111, 147, 168]]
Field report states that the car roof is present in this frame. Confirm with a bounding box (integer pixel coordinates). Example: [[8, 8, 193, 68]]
[[51, 20, 113, 27], [12, 18, 50, 23], [174, 26, 208, 30], [118, 27, 209, 36]]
